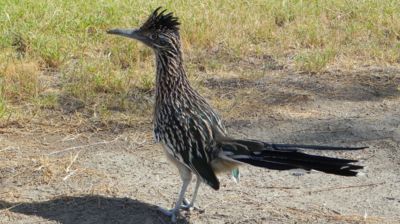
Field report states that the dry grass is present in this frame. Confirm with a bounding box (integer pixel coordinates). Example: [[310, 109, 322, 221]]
[[0, 0, 399, 125]]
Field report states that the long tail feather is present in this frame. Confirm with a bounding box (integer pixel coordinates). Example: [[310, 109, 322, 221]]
[[220, 139, 366, 176], [267, 143, 367, 151]]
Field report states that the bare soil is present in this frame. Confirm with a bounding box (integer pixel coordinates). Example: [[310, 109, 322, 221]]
[[1, 67, 400, 224]]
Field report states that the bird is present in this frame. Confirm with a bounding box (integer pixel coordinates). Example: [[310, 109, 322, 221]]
[[107, 7, 366, 222]]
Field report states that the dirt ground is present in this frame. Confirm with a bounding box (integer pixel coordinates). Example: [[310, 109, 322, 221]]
[[1, 67, 400, 224]]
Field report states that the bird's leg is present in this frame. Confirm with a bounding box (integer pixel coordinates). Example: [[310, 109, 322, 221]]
[[181, 177, 202, 211], [158, 165, 192, 222]]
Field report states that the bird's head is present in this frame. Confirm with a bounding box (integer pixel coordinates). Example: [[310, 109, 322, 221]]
[[107, 7, 181, 52]]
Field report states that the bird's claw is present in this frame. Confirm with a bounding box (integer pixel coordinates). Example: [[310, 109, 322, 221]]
[[180, 204, 203, 212], [158, 200, 204, 222], [180, 198, 193, 210], [180, 199, 204, 212]]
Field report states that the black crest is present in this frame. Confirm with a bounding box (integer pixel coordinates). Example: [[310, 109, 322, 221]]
[[140, 7, 180, 32]]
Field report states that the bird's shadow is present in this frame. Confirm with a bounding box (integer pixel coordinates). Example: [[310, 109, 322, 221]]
[[0, 195, 188, 224]]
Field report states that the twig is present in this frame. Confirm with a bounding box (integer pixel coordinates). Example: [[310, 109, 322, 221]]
[[63, 169, 78, 181], [0, 146, 19, 153], [61, 134, 82, 142], [62, 151, 81, 181], [0, 203, 22, 212], [263, 186, 301, 190], [48, 136, 121, 156], [65, 151, 80, 173]]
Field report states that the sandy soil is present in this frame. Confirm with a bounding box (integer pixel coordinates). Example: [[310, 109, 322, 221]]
[[1, 67, 400, 224]]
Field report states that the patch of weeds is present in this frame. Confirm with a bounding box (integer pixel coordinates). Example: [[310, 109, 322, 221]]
[[0, 97, 8, 119], [295, 23, 327, 48], [139, 73, 154, 91], [98, 102, 112, 120], [1, 60, 41, 101], [273, 8, 295, 27], [11, 34, 28, 58], [206, 58, 224, 71], [63, 59, 128, 104], [35, 94, 58, 109], [31, 36, 63, 68], [295, 48, 336, 74], [108, 43, 141, 69]]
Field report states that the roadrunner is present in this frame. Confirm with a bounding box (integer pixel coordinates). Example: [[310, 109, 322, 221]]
[[107, 8, 366, 222]]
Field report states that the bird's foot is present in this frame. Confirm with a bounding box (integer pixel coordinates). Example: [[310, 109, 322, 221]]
[[158, 206, 179, 223], [180, 198, 204, 212], [158, 199, 204, 222]]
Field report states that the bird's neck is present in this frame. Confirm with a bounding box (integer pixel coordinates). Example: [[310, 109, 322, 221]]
[[155, 49, 192, 101]]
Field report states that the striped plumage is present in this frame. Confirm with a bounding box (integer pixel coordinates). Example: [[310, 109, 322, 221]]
[[107, 8, 366, 222], [154, 47, 227, 189]]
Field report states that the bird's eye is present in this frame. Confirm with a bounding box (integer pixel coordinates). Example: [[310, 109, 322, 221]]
[[150, 33, 158, 40]]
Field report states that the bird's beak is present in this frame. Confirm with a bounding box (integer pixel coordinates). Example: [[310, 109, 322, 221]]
[[106, 28, 143, 41]]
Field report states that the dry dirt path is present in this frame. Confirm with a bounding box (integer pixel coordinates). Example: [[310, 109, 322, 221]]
[[1, 69, 400, 223]]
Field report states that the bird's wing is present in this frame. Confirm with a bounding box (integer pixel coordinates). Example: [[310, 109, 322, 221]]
[[180, 116, 220, 190], [160, 98, 223, 190]]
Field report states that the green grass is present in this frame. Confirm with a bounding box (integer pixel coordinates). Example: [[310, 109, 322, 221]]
[[0, 0, 399, 123], [295, 48, 337, 73], [0, 97, 8, 119]]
